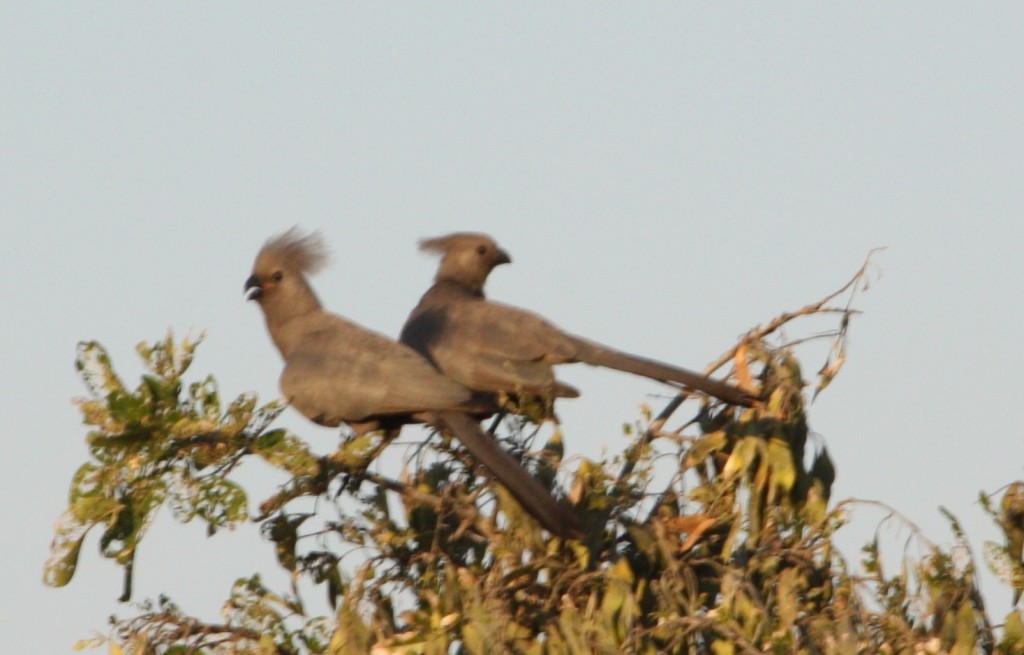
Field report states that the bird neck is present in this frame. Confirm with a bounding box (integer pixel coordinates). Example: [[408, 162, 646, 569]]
[[263, 280, 324, 358], [433, 252, 492, 295], [432, 272, 487, 298]]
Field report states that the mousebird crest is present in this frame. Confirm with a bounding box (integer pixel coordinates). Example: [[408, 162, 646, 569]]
[[256, 227, 330, 278], [419, 232, 511, 292]]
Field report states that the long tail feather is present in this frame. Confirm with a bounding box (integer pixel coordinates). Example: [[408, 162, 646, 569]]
[[571, 337, 757, 407], [433, 411, 584, 539]]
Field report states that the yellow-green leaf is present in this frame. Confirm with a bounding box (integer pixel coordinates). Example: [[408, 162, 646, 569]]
[[723, 437, 762, 479], [711, 640, 735, 655], [768, 437, 796, 494]]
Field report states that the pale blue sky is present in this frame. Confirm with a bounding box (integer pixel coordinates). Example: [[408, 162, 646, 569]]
[[3, 4, 1024, 651]]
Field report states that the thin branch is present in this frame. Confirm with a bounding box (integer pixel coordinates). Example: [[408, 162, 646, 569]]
[[118, 612, 274, 652], [615, 248, 881, 488]]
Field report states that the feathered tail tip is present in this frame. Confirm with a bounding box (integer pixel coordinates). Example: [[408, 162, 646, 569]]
[[259, 227, 330, 275], [419, 232, 496, 256]]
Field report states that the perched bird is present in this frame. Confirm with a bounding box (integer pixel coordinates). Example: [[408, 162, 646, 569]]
[[400, 232, 756, 407], [245, 228, 582, 538]]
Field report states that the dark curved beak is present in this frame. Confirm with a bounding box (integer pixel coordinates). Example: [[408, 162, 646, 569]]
[[495, 248, 512, 266], [244, 274, 263, 301]]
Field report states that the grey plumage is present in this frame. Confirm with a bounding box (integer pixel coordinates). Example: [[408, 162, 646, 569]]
[[246, 228, 582, 538], [400, 232, 757, 407]]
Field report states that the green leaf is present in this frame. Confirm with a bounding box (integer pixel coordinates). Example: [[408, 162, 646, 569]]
[[42, 514, 91, 587], [1001, 609, 1024, 650], [767, 436, 797, 495], [722, 436, 762, 479], [71, 495, 122, 525], [173, 476, 250, 534], [251, 429, 321, 477], [711, 640, 735, 655], [265, 514, 311, 572], [684, 430, 728, 469], [952, 602, 977, 655]]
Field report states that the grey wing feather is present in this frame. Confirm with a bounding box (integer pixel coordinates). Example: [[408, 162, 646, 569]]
[[403, 293, 580, 395], [282, 322, 475, 425], [452, 299, 578, 363]]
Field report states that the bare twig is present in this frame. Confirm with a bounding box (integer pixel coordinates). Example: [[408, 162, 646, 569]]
[[615, 248, 881, 489]]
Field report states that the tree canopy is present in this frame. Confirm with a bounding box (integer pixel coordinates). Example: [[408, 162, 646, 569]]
[[46, 254, 1024, 654]]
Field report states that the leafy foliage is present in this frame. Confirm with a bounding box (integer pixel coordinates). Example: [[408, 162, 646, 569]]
[[47, 259, 1024, 654], [44, 335, 311, 601]]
